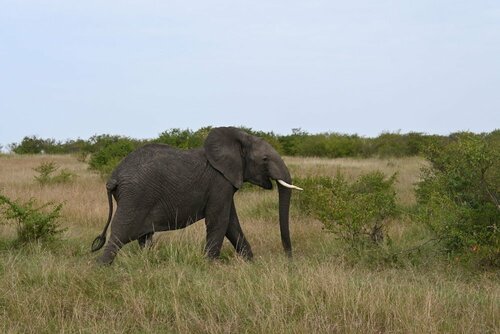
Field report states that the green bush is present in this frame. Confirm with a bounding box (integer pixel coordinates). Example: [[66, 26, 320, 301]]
[[10, 136, 53, 154], [88, 137, 140, 175], [155, 127, 212, 149], [9, 136, 93, 155], [74, 151, 89, 163], [281, 133, 364, 158], [278, 128, 308, 156], [415, 132, 499, 266], [33, 161, 76, 185], [0, 193, 65, 243], [295, 171, 398, 245]]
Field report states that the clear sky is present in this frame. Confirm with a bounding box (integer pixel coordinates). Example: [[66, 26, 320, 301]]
[[1, 0, 499, 148]]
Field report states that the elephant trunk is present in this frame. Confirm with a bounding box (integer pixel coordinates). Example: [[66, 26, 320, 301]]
[[277, 183, 292, 258], [269, 151, 302, 258]]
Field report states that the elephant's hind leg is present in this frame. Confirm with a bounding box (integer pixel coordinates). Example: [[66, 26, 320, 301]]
[[97, 207, 147, 265], [98, 234, 129, 265]]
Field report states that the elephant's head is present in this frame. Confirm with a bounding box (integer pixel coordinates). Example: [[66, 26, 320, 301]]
[[204, 127, 302, 257]]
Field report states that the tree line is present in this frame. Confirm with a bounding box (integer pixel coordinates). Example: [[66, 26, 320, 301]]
[[8, 126, 499, 159], [9, 127, 500, 158]]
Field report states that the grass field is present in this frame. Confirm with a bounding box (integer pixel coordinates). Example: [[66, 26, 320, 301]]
[[0, 154, 498, 333]]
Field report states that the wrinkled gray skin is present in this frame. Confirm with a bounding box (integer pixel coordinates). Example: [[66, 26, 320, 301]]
[[92, 127, 295, 264]]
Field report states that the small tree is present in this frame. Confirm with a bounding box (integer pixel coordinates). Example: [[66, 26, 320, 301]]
[[33, 161, 76, 185], [9, 136, 62, 154], [416, 132, 499, 266], [296, 171, 398, 245], [0, 194, 65, 243], [156, 128, 194, 149], [88, 138, 139, 175]]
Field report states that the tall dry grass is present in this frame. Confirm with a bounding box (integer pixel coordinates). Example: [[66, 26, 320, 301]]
[[0, 154, 498, 333]]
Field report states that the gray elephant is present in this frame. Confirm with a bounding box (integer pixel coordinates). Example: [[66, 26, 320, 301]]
[[91, 127, 302, 264]]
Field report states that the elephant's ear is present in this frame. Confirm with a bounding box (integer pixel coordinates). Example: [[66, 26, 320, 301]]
[[204, 127, 247, 189]]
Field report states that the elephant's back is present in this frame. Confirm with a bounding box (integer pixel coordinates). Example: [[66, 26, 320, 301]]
[[110, 144, 208, 188], [116, 143, 176, 168]]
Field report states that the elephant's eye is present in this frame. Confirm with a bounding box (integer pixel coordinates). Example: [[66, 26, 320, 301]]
[[263, 156, 269, 163]]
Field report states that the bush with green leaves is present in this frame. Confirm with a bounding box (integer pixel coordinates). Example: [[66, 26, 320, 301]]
[[155, 128, 208, 149], [301, 134, 362, 158], [9, 136, 55, 154], [33, 161, 76, 185], [88, 137, 141, 175], [296, 171, 398, 245], [415, 132, 499, 266], [0, 193, 65, 243]]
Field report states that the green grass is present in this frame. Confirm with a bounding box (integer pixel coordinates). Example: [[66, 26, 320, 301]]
[[0, 155, 498, 333]]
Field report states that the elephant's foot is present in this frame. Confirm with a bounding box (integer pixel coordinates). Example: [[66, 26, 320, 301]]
[[205, 247, 221, 260], [96, 238, 125, 265], [239, 248, 254, 261], [137, 232, 154, 249], [96, 255, 114, 266]]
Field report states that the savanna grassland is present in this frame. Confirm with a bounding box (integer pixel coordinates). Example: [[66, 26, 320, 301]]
[[0, 154, 498, 333]]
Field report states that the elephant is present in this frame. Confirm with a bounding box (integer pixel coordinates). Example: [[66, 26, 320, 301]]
[[91, 127, 303, 264]]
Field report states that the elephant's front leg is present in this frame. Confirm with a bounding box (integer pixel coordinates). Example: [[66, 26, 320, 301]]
[[204, 197, 232, 259], [137, 232, 154, 249], [226, 200, 253, 260]]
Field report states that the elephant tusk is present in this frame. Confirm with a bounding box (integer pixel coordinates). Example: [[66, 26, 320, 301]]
[[277, 179, 303, 191]]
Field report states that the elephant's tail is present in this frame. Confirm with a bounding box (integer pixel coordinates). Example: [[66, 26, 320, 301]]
[[91, 180, 117, 252]]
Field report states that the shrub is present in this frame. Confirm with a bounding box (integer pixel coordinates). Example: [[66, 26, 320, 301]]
[[155, 127, 214, 149], [295, 171, 398, 245], [278, 128, 308, 156], [0, 193, 65, 243], [415, 132, 499, 266], [33, 161, 76, 185], [88, 137, 140, 175], [10, 136, 50, 154], [74, 151, 89, 163], [156, 128, 197, 149], [284, 133, 364, 158]]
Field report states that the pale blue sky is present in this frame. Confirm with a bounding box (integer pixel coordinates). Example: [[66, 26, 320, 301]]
[[1, 0, 499, 148]]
